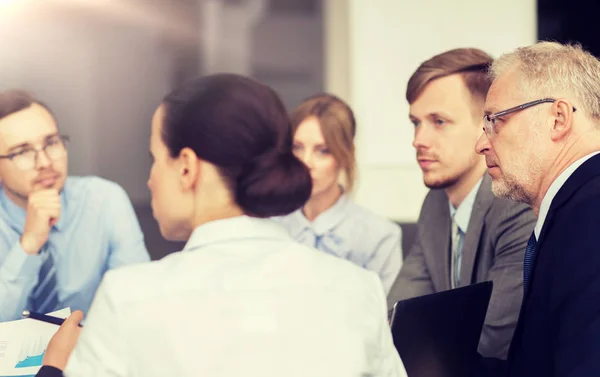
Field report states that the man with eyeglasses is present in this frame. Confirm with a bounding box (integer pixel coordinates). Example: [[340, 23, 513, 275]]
[[0, 89, 149, 322], [387, 48, 536, 365], [476, 42, 600, 377]]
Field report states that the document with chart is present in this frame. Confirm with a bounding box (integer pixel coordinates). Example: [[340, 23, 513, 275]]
[[0, 308, 70, 377]]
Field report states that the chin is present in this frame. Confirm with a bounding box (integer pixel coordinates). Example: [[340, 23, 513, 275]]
[[310, 184, 326, 198], [423, 170, 462, 190], [312, 180, 341, 198], [423, 178, 453, 190], [56, 178, 67, 192]]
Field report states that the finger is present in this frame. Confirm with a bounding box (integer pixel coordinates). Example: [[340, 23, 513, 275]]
[[40, 208, 61, 219], [29, 190, 60, 200], [30, 202, 62, 211], [63, 310, 84, 327], [38, 210, 61, 227], [58, 311, 84, 334], [29, 196, 61, 207], [29, 188, 60, 198]]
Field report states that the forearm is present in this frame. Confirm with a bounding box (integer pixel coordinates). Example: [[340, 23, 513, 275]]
[[0, 242, 42, 321]]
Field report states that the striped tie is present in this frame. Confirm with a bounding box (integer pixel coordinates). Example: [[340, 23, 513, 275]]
[[31, 243, 59, 313], [523, 233, 537, 293], [450, 217, 462, 289]]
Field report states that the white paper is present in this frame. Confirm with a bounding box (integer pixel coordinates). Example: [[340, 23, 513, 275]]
[[0, 308, 71, 377]]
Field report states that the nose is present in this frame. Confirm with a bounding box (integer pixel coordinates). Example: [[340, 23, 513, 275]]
[[475, 131, 490, 155], [412, 125, 432, 150], [298, 151, 315, 169], [35, 149, 52, 169]]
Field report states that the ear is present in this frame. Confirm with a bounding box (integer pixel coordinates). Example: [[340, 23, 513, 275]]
[[178, 147, 200, 191], [549, 98, 575, 142]]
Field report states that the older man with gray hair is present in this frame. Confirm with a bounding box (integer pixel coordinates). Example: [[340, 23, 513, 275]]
[[476, 41, 600, 376]]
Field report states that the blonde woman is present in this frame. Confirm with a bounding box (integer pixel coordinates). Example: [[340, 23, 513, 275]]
[[275, 93, 402, 294]]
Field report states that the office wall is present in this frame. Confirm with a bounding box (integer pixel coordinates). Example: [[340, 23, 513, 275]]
[[1, 0, 537, 222], [324, 0, 537, 222], [0, 2, 190, 205], [198, 0, 323, 111]]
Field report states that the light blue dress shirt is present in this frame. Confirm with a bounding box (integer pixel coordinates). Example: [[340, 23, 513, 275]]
[[448, 178, 482, 286], [0, 176, 150, 321], [274, 194, 403, 294]]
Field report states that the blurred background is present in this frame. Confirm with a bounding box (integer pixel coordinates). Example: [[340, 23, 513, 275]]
[[0, 0, 598, 259]]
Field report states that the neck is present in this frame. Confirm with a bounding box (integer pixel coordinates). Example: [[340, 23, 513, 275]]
[[303, 185, 342, 221], [445, 160, 487, 208], [191, 203, 245, 229], [531, 132, 600, 214], [190, 187, 245, 229]]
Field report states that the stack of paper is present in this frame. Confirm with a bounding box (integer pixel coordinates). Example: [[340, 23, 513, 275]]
[[0, 308, 70, 377]]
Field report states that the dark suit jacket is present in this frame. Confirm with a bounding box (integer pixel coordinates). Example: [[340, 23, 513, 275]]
[[387, 174, 536, 359], [507, 154, 600, 377]]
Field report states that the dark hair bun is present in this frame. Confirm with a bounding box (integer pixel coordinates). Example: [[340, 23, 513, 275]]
[[236, 150, 312, 218]]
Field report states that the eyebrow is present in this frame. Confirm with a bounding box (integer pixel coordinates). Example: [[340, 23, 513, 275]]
[[409, 111, 453, 121], [483, 108, 498, 116], [7, 133, 60, 153], [293, 140, 328, 148], [427, 112, 452, 119]]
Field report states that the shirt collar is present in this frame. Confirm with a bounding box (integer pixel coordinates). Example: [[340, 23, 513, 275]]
[[449, 177, 483, 234], [0, 184, 68, 232], [535, 151, 600, 239], [290, 193, 349, 236], [183, 215, 291, 252]]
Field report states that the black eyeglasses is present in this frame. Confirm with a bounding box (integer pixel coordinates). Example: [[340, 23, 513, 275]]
[[0, 135, 70, 171], [483, 98, 577, 137]]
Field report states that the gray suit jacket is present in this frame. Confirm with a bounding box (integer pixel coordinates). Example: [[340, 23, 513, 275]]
[[387, 174, 536, 359]]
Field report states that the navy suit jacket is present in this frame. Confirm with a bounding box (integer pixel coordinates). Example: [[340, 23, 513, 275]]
[[507, 153, 600, 376]]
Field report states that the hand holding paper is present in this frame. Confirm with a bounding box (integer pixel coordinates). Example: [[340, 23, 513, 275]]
[[0, 308, 70, 377], [42, 311, 83, 371]]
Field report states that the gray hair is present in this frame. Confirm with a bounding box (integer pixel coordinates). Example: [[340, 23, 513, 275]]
[[490, 41, 600, 121]]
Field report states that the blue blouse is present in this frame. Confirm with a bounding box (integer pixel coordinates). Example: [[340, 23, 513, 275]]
[[275, 194, 403, 294]]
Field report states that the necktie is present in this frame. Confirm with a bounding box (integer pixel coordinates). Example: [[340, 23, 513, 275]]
[[315, 232, 342, 256], [523, 233, 537, 293], [450, 217, 462, 289], [31, 243, 59, 313]]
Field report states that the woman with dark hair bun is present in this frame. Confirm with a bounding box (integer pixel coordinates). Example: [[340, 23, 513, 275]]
[[37, 74, 407, 377]]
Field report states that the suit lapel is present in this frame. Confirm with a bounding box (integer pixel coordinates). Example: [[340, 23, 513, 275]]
[[509, 153, 600, 365], [425, 190, 452, 291], [459, 174, 494, 286], [526, 153, 600, 300]]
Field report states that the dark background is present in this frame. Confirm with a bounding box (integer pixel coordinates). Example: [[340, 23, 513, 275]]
[[538, 0, 600, 57]]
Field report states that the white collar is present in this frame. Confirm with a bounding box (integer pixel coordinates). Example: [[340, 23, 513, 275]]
[[184, 215, 290, 252]]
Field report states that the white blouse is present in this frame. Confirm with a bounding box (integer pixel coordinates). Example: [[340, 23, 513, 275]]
[[64, 216, 407, 377]]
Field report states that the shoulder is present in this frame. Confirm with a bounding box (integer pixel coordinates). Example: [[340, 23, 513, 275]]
[[101, 237, 384, 304], [419, 189, 448, 216], [344, 199, 401, 239], [559, 173, 600, 211], [549, 176, 600, 229], [95, 259, 164, 307], [271, 210, 302, 229], [485, 195, 536, 228], [65, 176, 131, 202]]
